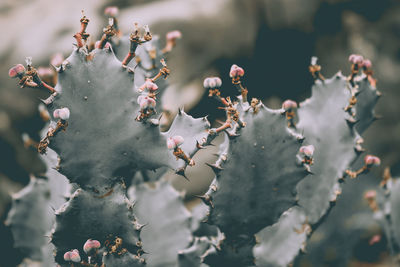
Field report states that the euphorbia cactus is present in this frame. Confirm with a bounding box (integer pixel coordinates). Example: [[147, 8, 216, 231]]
[[5, 7, 383, 267]]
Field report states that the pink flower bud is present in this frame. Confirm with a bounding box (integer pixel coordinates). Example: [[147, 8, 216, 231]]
[[282, 100, 297, 110], [51, 53, 64, 67], [166, 30, 182, 41], [362, 59, 372, 69], [364, 190, 376, 200], [140, 80, 158, 92], [95, 41, 111, 49], [348, 54, 364, 64], [369, 234, 381, 245], [138, 96, 156, 109], [299, 145, 314, 157], [203, 77, 222, 89], [167, 138, 176, 150], [167, 136, 184, 149], [53, 108, 70, 120], [229, 64, 244, 78], [364, 155, 380, 166], [83, 239, 101, 254], [8, 64, 25, 78], [64, 249, 81, 262], [104, 6, 119, 17]]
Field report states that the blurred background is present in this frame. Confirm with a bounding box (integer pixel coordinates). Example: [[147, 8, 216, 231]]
[[0, 0, 399, 266]]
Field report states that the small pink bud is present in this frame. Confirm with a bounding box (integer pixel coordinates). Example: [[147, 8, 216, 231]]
[[348, 54, 364, 64], [104, 6, 119, 17], [299, 145, 314, 157], [138, 96, 156, 109], [229, 64, 245, 78], [51, 53, 64, 67], [64, 249, 81, 262], [140, 80, 158, 92], [364, 155, 380, 166], [364, 190, 377, 200], [166, 30, 182, 41], [8, 64, 25, 78], [369, 234, 381, 245], [167, 138, 176, 150], [362, 59, 372, 69], [83, 239, 101, 254], [95, 41, 111, 49], [203, 77, 222, 89], [282, 100, 297, 110], [53, 108, 70, 120], [167, 136, 184, 149]]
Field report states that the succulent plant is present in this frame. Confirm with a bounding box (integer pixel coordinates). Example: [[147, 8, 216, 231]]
[[5, 7, 383, 267]]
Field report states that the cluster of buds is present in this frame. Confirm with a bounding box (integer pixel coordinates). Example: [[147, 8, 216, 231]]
[[97, 17, 118, 50], [38, 108, 70, 154], [229, 64, 247, 102], [204, 65, 250, 136], [83, 239, 101, 264], [138, 79, 158, 98], [8, 58, 56, 93], [167, 135, 194, 167], [136, 95, 156, 121], [74, 10, 90, 49], [348, 54, 377, 87], [63, 249, 81, 266], [63, 239, 104, 266], [345, 154, 381, 178], [298, 145, 315, 172], [104, 6, 121, 38], [204, 77, 222, 97], [122, 23, 152, 67], [162, 30, 182, 54], [135, 78, 162, 122], [282, 99, 298, 128]]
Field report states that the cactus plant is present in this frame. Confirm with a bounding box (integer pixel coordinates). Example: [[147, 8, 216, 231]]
[[364, 168, 400, 263], [5, 8, 383, 267]]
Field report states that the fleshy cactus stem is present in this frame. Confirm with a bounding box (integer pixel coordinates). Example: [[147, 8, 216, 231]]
[[345, 154, 381, 178], [73, 10, 90, 49], [38, 108, 70, 154], [229, 64, 247, 102], [308, 56, 325, 81]]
